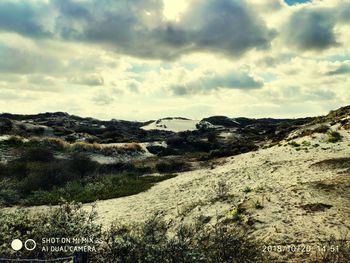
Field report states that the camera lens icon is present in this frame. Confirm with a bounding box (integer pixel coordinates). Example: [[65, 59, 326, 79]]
[[11, 239, 36, 251]]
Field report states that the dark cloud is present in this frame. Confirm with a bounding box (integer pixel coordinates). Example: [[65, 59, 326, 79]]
[[327, 64, 350, 76], [0, 1, 52, 38], [171, 71, 263, 96], [283, 8, 338, 51], [0, 0, 275, 60]]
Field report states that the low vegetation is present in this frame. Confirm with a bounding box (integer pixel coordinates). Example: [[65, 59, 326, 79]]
[[0, 202, 264, 263], [243, 186, 252, 193], [0, 147, 178, 206], [215, 180, 231, 200], [327, 131, 342, 143], [225, 208, 245, 222], [288, 141, 301, 147], [254, 200, 264, 210], [300, 125, 330, 138]]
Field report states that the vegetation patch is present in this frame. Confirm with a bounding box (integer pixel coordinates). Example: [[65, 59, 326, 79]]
[[288, 141, 301, 147], [225, 208, 245, 222], [327, 131, 342, 143], [0, 203, 263, 263], [254, 200, 264, 210], [243, 186, 252, 193], [0, 147, 177, 206]]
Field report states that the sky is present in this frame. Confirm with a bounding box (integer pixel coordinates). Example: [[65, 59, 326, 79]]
[[285, 0, 311, 5], [0, 0, 349, 121]]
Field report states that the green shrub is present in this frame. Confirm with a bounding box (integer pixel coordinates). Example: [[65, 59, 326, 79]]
[[288, 141, 300, 147], [226, 209, 244, 222], [243, 186, 252, 193], [328, 131, 342, 143], [302, 141, 311, 147], [313, 125, 330, 134], [254, 200, 264, 209]]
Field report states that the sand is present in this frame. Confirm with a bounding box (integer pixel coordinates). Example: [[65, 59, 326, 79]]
[[141, 118, 199, 132]]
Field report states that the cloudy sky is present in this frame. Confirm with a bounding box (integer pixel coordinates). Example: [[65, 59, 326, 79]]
[[0, 0, 349, 120]]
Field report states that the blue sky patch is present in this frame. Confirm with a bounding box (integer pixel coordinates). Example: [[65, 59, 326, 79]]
[[285, 0, 311, 5]]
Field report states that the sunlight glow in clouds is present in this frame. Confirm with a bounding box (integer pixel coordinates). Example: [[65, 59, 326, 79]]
[[163, 0, 188, 21]]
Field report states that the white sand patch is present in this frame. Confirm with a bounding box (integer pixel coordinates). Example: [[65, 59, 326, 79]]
[[0, 135, 11, 141], [141, 118, 199, 132]]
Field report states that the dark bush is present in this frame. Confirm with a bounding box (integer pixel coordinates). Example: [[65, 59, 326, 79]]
[[157, 147, 179, 156], [68, 153, 98, 178], [146, 145, 167, 155], [190, 140, 214, 152], [19, 163, 58, 193], [328, 131, 342, 143], [166, 136, 187, 147], [156, 160, 190, 173], [0, 118, 13, 134], [209, 143, 258, 159], [207, 132, 218, 143], [18, 161, 76, 194], [314, 125, 330, 133], [100, 163, 153, 175], [4, 161, 28, 180], [20, 147, 55, 163], [0, 162, 6, 178]]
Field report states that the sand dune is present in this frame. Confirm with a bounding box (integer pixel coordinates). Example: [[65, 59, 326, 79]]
[[13, 122, 350, 262], [141, 118, 199, 132]]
